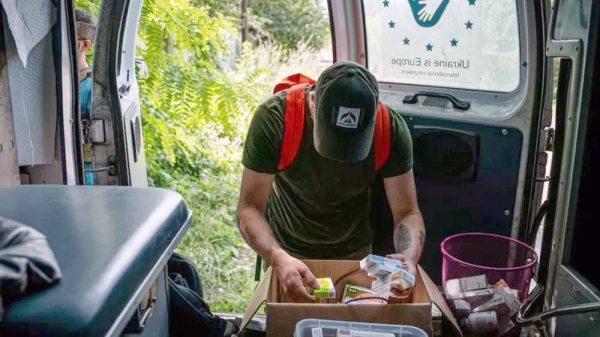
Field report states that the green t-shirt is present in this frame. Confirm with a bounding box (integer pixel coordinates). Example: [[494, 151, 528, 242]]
[[242, 85, 413, 258]]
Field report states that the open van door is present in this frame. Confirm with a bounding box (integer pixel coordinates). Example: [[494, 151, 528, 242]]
[[0, 1, 84, 186], [91, 0, 147, 187], [520, 0, 600, 335], [328, 0, 552, 283]]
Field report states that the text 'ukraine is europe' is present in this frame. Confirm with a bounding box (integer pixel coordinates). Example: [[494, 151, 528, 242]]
[[390, 58, 471, 69]]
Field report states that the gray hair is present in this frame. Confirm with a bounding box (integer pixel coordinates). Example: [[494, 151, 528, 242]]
[[75, 8, 96, 42]]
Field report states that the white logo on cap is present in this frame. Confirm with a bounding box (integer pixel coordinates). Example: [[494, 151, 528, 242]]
[[336, 106, 361, 129]]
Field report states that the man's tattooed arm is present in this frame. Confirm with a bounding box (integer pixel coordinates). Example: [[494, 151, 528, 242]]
[[383, 171, 426, 265], [394, 223, 413, 254], [393, 214, 426, 264]]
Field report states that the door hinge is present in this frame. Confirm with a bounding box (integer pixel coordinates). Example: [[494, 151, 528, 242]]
[[82, 119, 106, 149], [124, 280, 158, 333], [535, 151, 550, 182], [82, 119, 93, 163], [535, 127, 552, 182], [539, 127, 555, 152], [82, 119, 91, 142], [107, 155, 118, 176]]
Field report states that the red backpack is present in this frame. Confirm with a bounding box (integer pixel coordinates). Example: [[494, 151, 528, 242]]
[[273, 73, 391, 171]]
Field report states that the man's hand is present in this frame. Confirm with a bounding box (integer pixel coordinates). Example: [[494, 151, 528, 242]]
[[271, 250, 320, 303], [386, 253, 417, 277], [386, 253, 418, 298]]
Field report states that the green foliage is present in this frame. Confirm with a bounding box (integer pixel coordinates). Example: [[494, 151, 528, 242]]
[[250, 0, 328, 51], [73, 0, 98, 15], [194, 0, 329, 52], [133, 0, 264, 313], [192, 0, 241, 18], [74, 0, 331, 313], [234, 41, 332, 87]]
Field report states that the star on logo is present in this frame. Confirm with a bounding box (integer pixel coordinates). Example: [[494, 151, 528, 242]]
[[426, 43, 433, 51], [465, 21, 473, 29], [383, 0, 390, 7], [389, 21, 396, 28], [403, 37, 410, 45], [468, 0, 476, 5], [450, 38, 458, 47]]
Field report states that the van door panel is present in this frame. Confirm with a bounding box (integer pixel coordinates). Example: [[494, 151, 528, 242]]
[[373, 116, 523, 281], [331, 0, 548, 283], [92, 0, 147, 187], [523, 0, 600, 334]]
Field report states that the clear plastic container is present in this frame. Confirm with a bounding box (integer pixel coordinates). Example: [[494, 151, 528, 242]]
[[441, 232, 538, 301], [294, 319, 428, 337]]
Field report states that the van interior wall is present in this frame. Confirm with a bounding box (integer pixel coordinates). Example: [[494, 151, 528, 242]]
[[0, 4, 64, 185], [0, 15, 19, 187], [19, 136, 64, 185]]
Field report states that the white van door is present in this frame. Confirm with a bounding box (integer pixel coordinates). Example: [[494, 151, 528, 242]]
[[530, 0, 600, 335], [91, 0, 147, 187], [328, 0, 553, 283]]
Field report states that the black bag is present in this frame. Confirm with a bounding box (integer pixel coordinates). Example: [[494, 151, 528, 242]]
[[0, 217, 62, 322], [167, 252, 238, 337]]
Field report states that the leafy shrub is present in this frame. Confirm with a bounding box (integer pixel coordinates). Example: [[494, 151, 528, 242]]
[[195, 0, 329, 52], [75, 0, 331, 313]]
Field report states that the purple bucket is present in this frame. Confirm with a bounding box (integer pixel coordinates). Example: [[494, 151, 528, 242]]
[[441, 232, 538, 301]]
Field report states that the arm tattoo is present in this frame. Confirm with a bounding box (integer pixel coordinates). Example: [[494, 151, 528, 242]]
[[394, 223, 412, 254], [419, 230, 425, 249]]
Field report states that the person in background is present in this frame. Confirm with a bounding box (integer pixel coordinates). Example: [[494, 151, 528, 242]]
[[74, 8, 96, 185]]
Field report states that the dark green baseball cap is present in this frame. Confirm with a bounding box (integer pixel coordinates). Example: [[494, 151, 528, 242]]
[[314, 61, 380, 162]]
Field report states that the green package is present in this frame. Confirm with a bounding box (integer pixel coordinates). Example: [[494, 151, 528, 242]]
[[314, 277, 336, 299]]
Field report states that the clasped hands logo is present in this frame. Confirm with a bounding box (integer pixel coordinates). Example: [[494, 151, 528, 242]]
[[409, 0, 449, 27]]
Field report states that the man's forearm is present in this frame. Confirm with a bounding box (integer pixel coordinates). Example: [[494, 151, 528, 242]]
[[237, 206, 286, 266], [393, 212, 426, 263]]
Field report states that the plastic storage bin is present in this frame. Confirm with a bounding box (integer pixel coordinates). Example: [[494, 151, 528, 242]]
[[294, 319, 428, 337], [441, 232, 538, 301]]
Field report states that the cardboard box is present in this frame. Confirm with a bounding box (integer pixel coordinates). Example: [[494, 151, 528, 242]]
[[240, 260, 462, 336]]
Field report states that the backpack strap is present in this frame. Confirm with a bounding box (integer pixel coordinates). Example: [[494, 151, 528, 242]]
[[78, 67, 92, 82], [374, 102, 391, 171], [273, 73, 316, 94], [278, 87, 391, 172], [277, 83, 309, 171]]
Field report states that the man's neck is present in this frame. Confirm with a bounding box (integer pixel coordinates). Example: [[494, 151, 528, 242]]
[[78, 60, 90, 72]]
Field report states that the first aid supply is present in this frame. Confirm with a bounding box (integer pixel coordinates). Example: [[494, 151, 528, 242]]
[[450, 299, 472, 318], [312, 278, 336, 300], [360, 254, 404, 278], [444, 274, 488, 295], [342, 284, 386, 305], [459, 311, 499, 334], [359, 254, 401, 270], [445, 288, 495, 307], [372, 269, 416, 292]]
